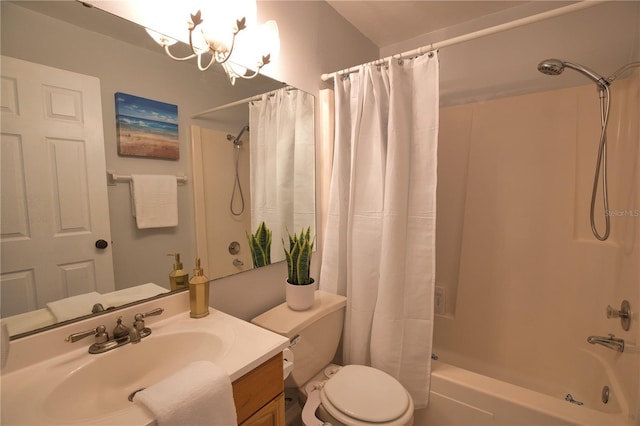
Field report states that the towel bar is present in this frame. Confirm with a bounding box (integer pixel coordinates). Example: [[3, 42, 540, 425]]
[[106, 170, 187, 186]]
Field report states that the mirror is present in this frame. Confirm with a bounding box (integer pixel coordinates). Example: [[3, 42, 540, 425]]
[[0, 1, 315, 338]]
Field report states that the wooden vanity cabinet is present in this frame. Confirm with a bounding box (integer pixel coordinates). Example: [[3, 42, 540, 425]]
[[232, 353, 285, 425]]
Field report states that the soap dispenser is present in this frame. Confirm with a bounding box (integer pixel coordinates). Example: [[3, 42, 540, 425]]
[[189, 258, 210, 318], [167, 253, 189, 291]]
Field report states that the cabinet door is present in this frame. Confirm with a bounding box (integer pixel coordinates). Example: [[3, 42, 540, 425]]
[[233, 353, 283, 423], [241, 393, 285, 426]]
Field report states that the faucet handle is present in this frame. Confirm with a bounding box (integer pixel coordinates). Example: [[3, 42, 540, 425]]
[[65, 325, 108, 344], [132, 308, 164, 330], [606, 300, 631, 331], [141, 308, 164, 318], [132, 308, 163, 339]]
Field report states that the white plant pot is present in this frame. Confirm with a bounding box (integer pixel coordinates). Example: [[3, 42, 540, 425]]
[[286, 279, 316, 311]]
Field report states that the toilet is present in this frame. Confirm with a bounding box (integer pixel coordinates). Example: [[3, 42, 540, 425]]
[[251, 291, 414, 426]]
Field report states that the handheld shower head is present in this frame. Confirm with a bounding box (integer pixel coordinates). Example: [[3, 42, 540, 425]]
[[226, 124, 250, 147], [537, 59, 565, 76], [538, 58, 609, 89]]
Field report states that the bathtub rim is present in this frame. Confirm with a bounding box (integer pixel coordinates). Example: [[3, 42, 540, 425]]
[[429, 357, 634, 426]]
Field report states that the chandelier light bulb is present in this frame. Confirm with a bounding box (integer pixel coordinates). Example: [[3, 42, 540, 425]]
[[144, 0, 275, 84]]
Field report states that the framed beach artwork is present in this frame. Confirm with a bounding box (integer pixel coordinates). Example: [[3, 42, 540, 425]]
[[115, 92, 179, 160]]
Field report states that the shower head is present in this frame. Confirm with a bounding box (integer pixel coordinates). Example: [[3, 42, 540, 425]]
[[226, 124, 250, 147], [537, 59, 564, 76], [537, 59, 609, 89]]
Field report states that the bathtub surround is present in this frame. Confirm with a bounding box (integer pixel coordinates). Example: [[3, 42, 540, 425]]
[[432, 71, 640, 424], [320, 52, 439, 408]]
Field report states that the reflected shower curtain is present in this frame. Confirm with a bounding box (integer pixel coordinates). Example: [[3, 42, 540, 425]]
[[249, 89, 315, 260], [320, 52, 439, 408]]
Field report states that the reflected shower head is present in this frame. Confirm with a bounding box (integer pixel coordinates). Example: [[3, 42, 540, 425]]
[[538, 58, 609, 89], [226, 124, 250, 147]]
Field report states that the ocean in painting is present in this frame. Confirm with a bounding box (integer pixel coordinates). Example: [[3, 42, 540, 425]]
[[115, 92, 179, 160], [116, 115, 179, 139]]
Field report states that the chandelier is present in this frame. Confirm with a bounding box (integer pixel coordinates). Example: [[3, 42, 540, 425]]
[[145, 1, 279, 85]]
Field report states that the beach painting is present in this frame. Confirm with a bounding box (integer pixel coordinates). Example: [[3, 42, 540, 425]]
[[115, 92, 179, 160]]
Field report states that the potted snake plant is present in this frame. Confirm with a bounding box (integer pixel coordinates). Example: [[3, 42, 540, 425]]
[[283, 226, 315, 310], [246, 221, 272, 268]]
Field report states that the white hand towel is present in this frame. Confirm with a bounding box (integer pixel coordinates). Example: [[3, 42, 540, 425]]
[[136, 361, 237, 426], [130, 174, 178, 229], [46, 292, 105, 322], [102, 283, 168, 306]]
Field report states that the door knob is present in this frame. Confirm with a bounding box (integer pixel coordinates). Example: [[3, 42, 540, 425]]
[[95, 239, 109, 249]]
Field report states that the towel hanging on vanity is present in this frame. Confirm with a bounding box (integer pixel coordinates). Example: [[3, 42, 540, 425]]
[[129, 174, 178, 229], [135, 360, 237, 426]]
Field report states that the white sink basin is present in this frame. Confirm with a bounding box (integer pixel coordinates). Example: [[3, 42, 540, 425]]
[[1, 309, 288, 425]]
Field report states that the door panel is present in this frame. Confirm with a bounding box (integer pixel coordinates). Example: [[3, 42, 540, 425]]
[[1, 56, 114, 316]]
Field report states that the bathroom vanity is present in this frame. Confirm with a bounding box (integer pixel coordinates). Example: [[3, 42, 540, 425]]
[[1, 293, 289, 425], [233, 353, 285, 425]]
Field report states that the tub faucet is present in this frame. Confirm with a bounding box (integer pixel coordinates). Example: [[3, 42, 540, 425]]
[[587, 334, 624, 352]]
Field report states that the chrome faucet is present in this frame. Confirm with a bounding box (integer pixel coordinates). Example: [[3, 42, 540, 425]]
[[65, 308, 164, 354], [129, 308, 164, 343], [587, 334, 624, 352]]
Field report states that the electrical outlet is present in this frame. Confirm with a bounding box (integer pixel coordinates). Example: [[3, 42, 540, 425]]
[[434, 286, 446, 315]]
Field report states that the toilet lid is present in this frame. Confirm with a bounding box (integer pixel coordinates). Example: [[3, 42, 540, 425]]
[[322, 365, 410, 423]]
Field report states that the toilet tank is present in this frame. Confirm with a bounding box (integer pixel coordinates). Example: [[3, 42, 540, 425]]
[[251, 291, 346, 387]]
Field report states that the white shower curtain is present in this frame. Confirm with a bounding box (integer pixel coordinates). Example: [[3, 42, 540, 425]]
[[320, 52, 439, 408], [249, 88, 315, 262]]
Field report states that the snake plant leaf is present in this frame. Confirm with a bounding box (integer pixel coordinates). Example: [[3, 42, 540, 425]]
[[247, 221, 272, 268], [283, 226, 314, 285]]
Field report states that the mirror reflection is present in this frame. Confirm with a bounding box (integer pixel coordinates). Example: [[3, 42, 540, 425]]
[[192, 87, 315, 278], [0, 1, 315, 338]]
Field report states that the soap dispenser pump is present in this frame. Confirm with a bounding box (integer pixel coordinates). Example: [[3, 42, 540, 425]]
[[167, 253, 189, 291], [189, 258, 210, 318]]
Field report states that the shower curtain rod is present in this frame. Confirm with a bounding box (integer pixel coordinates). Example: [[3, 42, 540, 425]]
[[321, 1, 605, 81], [192, 85, 294, 119]]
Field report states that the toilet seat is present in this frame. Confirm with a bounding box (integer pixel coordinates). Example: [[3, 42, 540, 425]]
[[302, 365, 414, 426]]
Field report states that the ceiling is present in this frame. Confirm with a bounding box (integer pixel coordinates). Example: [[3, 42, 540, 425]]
[[324, 1, 639, 106], [13, 1, 639, 107], [326, 1, 533, 48]]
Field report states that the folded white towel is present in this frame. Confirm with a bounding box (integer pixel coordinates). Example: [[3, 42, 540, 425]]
[[136, 361, 237, 426], [102, 283, 168, 307], [46, 292, 104, 322], [130, 174, 178, 229]]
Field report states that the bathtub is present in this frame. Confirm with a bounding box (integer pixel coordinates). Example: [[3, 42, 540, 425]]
[[414, 347, 634, 426]]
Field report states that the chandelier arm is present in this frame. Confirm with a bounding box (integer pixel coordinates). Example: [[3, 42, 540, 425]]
[[235, 66, 263, 80], [197, 53, 217, 71], [188, 26, 202, 57], [163, 45, 198, 61], [224, 61, 265, 82]]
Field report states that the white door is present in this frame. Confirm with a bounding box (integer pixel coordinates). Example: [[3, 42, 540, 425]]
[[1, 56, 115, 317]]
